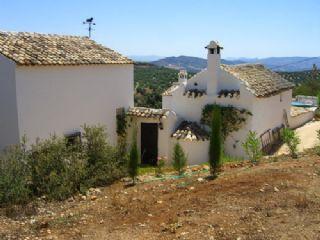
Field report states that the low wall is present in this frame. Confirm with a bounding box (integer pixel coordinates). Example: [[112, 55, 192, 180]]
[[289, 111, 315, 129]]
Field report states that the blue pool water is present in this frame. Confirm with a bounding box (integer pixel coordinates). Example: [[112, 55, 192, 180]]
[[291, 101, 314, 107]]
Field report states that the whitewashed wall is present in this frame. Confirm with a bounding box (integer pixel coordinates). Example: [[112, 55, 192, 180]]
[[289, 111, 315, 129], [171, 139, 209, 165], [0, 54, 20, 150], [15, 64, 134, 146]]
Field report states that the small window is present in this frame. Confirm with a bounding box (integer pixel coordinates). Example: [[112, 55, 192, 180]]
[[194, 82, 198, 86], [210, 48, 215, 54]]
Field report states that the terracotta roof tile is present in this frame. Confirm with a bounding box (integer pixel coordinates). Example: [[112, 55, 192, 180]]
[[221, 64, 294, 97], [172, 121, 209, 141], [0, 31, 132, 66], [127, 107, 169, 119]]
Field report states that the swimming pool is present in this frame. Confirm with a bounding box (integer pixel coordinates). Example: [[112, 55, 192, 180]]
[[291, 101, 314, 107]]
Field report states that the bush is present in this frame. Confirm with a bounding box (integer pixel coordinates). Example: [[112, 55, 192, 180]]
[[172, 142, 187, 175], [0, 142, 31, 205], [0, 124, 127, 205], [209, 105, 222, 177], [82, 124, 125, 187], [29, 136, 86, 200], [242, 131, 262, 164], [155, 158, 165, 177], [282, 128, 300, 158]]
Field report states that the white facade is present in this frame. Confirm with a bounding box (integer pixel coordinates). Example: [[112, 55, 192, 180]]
[[138, 40, 301, 164], [0, 54, 133, 149]]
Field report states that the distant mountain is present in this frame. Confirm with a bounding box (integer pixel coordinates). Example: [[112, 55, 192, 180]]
[[150, 56, 320, 72], [151, 56, 244, 72], [129, 55, 163, 62]]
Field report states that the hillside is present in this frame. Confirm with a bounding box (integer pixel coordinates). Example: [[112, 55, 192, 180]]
[[2, 149, 320, 239], [150, 56, 320, 72], [151, 56, 244, 72]]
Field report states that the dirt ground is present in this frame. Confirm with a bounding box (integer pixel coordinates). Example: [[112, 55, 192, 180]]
[[1, 151, 320, 240]]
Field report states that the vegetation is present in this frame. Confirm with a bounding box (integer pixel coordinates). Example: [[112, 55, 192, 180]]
[[0, 125, 126, 205], [201, 104, 252, 139], [134, 63, 195, 108], [282, 128, 301, 158], [209, 105, 222, 177], [155, 158, 166, 177], [242, 131, 262, 164], [316, 130, 320, 156], [172, 142, 187, 175], [128, 130, 139, 184]]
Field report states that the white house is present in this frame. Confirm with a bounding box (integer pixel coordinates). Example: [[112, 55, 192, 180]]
[[127, 41, 312, 165], [0, 31, 133, 149]]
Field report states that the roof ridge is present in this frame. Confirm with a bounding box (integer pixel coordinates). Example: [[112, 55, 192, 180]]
[[0, 31, 87, 39]]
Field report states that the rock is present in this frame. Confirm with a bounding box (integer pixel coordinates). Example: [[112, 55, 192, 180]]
[[203, 165, 210, 170], [147, 213, 153, 217], [190, 186, 195, 190], [197, 177, 204, 182], [90, 195, 97, 201], [274, 187, 280, 192], [80, 195, 87, 201], [157, 200, 163, 204], [259, 188, 264, 192]]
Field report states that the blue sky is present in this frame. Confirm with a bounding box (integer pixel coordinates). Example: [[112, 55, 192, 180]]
[[1, 0, 319, 58]]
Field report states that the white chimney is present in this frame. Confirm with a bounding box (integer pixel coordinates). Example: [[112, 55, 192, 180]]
[[178, 69, 188, 85], [206, 41, 222, 96]]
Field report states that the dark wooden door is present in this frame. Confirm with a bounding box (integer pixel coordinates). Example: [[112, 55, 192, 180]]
[[141, 123, 158, 165]]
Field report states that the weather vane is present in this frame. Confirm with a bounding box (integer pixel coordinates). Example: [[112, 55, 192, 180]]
[[83, 17, 96, 38]]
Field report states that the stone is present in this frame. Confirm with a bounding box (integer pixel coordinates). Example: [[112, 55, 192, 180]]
[[274, 187, 280, 192], [90, 195, 97, 201], [197, 177, 204, 182]]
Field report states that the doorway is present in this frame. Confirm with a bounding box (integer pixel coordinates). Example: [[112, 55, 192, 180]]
[[141, 123, 158, 165]]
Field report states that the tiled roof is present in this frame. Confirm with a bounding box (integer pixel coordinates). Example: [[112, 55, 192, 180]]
[[172, 121, 209, 141], [0, 31, 132, 66], [127, 107, 170, 119], [183, 89, 206, 98], [162, 83, 180, 96], [221, 64, 294, 97]]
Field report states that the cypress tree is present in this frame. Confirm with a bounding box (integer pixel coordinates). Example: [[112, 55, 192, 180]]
[[209, 105, 222, 177], [172, 142, 187, 175], [128, 130, 139, 184]]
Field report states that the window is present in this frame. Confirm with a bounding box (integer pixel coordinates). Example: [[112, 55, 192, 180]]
[[209, 48, 215, 54]]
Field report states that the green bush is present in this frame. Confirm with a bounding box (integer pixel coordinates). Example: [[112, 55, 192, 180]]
[[128, 130, 139, 184], [0, 142, 31, 205], [0, 124, 127, 205], [155, 158, 165, 177], [282, 128, 300, 158], [209, 105, 222, 177], [316, 130, 320, 156], [172, 142, 187, 175], [242, 131, 262, 164], [82, 124, 125, 187]]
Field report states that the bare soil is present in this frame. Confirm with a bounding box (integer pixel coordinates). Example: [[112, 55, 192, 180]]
[[2, 151, 320, 240]]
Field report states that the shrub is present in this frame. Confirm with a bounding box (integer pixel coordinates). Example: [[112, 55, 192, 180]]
[[242, 131, 262, 163], [282, 128, 300, 158], [29, 136, 85, 200], [172, 142, 187, 175], [209, 105, 222, 177], [316, 130, 320, 156], [0, 142, 31, 205], [128, 129, 139, 184], [82, 124, 126, 187], [155, 157, 166, 177]]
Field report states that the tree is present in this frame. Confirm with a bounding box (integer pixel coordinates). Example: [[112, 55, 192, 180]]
[[282, 128, 300, 158], [172, 142, 187, 175], [209, 105, 222, 177], [242, 131, 262, 164], [128, 129, 139, 184]]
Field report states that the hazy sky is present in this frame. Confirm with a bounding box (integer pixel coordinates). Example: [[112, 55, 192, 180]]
[[1, 0, 319, 58]]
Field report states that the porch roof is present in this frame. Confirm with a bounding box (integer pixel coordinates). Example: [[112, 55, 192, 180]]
[[127, 107, 170, 119], [172, 121, 209, 141]]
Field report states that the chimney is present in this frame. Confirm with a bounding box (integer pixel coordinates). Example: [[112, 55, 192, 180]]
[[178, 69, 188, 85], [205, 41, 223, 95]]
